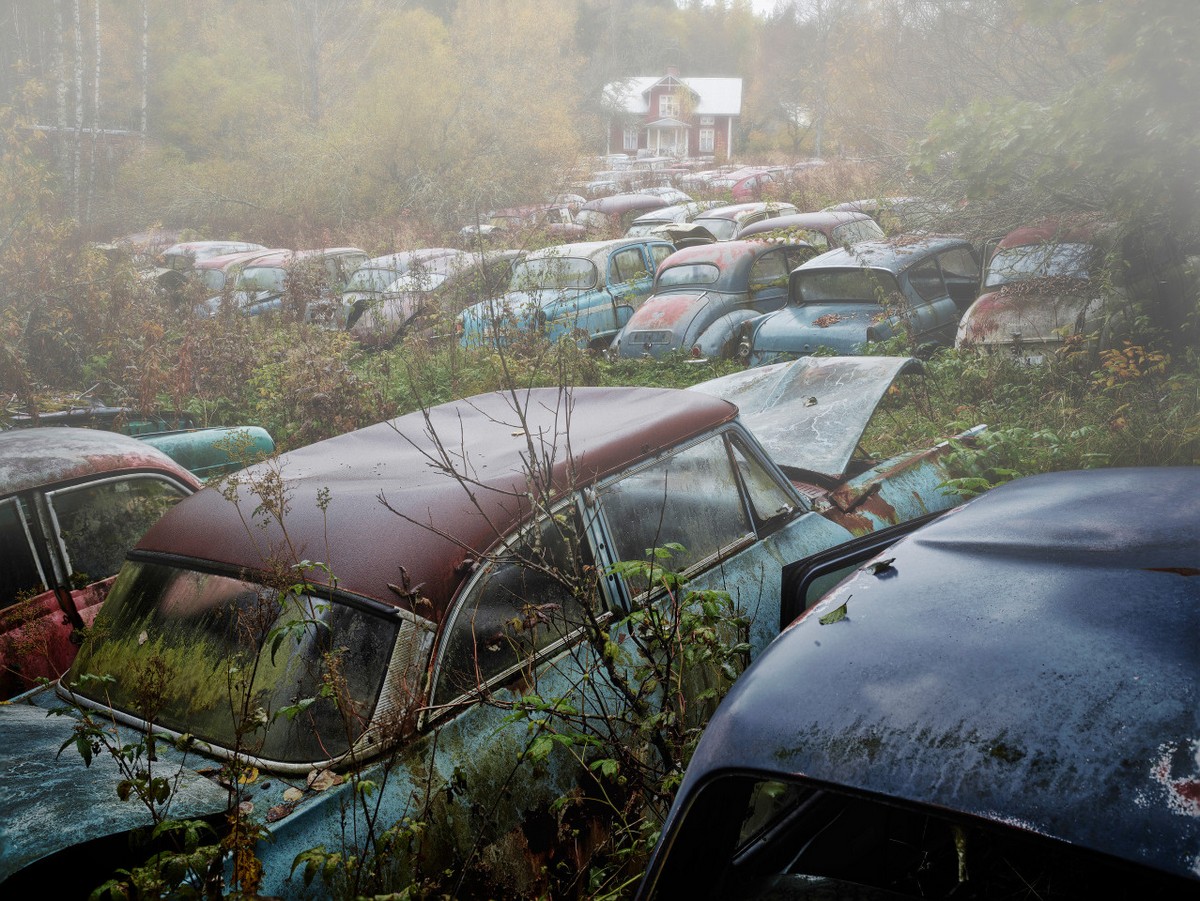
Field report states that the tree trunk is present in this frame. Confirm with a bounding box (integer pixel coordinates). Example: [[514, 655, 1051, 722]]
[[72, 0, 82, 219], [86, 0, 100, 222], [54, 0, 69, 182], [140, 0, 147, 142]]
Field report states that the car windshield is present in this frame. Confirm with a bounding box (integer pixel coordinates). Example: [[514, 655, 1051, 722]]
[[510, 256, 597, 291], [575, 210, 611, 230], [236, 266, 286, 293], [65, 560, 398, 765], [625, 222, 664, 236], [694, 218, 737, 241], [984, 242, 1095, 289], [793, 268, 902, 304], [197, 269, 227, 292], [346, 267, 404, 294], [657, 263, 721, 288]]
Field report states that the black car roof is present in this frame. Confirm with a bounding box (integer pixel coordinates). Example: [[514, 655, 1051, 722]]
[[675, 467, 1200, 883]]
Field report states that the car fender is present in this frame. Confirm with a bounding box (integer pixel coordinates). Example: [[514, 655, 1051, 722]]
[[693, 308, 763, 358]]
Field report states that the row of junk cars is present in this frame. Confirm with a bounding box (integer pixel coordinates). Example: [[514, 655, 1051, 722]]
[[140, 183, 1196, 370], [2, 193, 1198, 897]]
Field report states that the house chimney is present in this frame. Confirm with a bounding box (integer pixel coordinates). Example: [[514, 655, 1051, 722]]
[[666, 65, 679, 77]]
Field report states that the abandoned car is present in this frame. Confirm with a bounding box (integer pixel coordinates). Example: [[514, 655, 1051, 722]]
[[200, 247, 367, 322], [611, 239, 819, 359], [348, 249, 523, 346], [340, 249, 469, 342], [0, 428, 200, 699], [691, 201, 799, 242], [738, 235, 980, 367], [639, 466, 1200, 899], [954, 218, 1196, 362], [458, 237, 675, 347], [575, 193, 671, 235], [624, 200, 721, 237], [2, 358, 978, 895]]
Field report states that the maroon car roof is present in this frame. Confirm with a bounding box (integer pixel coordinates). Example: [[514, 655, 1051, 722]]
[[136, 387, 738, 621], [998, 217, 1108, 248]]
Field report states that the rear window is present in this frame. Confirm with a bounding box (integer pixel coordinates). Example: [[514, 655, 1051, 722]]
[[792, 269, 901, 305], [694, 218, 737, 241], [67, 561, 398, 765], [985, 242, 1095, 289], [236, 266, 286, 293], [510, 256, 597, 291], [657, 263, 720, 288]]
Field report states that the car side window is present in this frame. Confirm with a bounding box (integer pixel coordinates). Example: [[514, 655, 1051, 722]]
[[649, 243, 674, 271], [610, 247, 651, 285], [599, 433, 753, 596], [46, 476, 189, 585], [907, 258, 948, 302], [433, 511, 593, 706], [749, 250, 789, 292], [0, 497, 46, 606]]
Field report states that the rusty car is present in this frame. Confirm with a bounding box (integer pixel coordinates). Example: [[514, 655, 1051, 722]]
[[624, 200, 722, 237], [457, 236, 676, 347], [1, 358, 980, 895], [0, 428, 200, 699], [189, 247, 288, 301], [340, 249, 469, 341], [954, 218, 1196, 362], [638, 466, 1200, 900], [691, 201, 799, 242], [735, 209, 886, 249], [200, 247, 368, 322], [348, 249, 524, 346], [738, 235, 980, 366], [575, 192, 671, 235], [610, 239, 819, 360]]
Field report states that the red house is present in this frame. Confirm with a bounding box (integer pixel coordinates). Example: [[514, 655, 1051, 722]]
[[603, 67, 743, 160]]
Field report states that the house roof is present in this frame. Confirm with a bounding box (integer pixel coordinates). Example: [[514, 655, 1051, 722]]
[[605, 76, 743, 117]]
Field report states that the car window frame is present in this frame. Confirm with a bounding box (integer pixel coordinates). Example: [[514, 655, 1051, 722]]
[[42, 472, 194, 586]]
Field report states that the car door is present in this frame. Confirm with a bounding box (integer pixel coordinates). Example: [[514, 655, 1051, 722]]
[[902, 255, 957, 347], [746, 248, 796, 316], [603, 243, 658, 337]]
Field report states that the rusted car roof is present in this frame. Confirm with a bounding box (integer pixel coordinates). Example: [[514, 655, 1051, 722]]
[[654, 240, 805, 290], [798, 234, 968, 273], [660, 467, 1200, 887], [0, 427, 197, 497], [736, 209, 878, 240], [191, 248, 284, 274], [521, 237, 664, 265], [135, 387, 737, 620], [578, 193, 669, 216], [996, 216, 1108, 248]]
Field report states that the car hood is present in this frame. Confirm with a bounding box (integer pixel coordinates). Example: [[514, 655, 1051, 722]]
[[0, 699, 230, 881], [689, 355, 920, 479], [751, 303, 882, 355], [957, 287, 1102, 347]]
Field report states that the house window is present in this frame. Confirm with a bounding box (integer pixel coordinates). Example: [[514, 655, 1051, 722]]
[[660, 93, 680, 118], [699, 128, 715, 153], [700, 116, 715, 126], [623, 126, 638, 151]]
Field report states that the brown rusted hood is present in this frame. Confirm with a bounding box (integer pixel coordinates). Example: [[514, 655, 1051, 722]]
[[135, 387, 736, 621]]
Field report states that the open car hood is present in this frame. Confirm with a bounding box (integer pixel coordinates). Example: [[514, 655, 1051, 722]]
[[0, 701, 230, 881], [689, 356, 920, 479]]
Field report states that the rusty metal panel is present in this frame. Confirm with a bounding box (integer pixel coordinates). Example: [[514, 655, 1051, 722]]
[[0, 428, 198, 498], [689, 356, 921, 479]]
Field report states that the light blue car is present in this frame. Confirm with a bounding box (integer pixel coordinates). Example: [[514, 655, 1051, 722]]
[[458, 237, 675, 348]]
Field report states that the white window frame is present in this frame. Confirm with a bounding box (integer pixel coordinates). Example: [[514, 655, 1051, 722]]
[[699, 128, 715, 153], [623, 126, 638, 151], [659, 93, 680, 118]]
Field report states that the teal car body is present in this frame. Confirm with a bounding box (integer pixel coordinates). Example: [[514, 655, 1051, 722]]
[[458, 237, 675, 347]]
